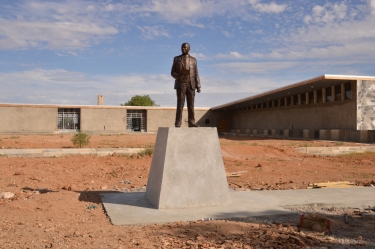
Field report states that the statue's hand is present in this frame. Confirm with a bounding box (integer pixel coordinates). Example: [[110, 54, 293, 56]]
[[197, 88, 201, 93]]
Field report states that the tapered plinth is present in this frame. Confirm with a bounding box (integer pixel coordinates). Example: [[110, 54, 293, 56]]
[[145, 127, 231, 209]]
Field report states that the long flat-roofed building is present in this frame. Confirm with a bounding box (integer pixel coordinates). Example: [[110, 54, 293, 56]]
[[1, 74, 374, 143], [211, 75, 375, 143]]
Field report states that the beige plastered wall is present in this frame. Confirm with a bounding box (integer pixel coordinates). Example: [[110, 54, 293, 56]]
[[0, 105, 57, 133], [80, 107, 128, 133], [232, 100, 357, 131], [146, 107, 214, 132], [0, 104, 216, 134]]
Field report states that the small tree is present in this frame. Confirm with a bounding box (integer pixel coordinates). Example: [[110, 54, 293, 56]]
[[71, 132, 91, 148], [121, 95, 158, 106]]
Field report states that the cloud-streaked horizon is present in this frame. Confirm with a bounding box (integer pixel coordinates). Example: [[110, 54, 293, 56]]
[[0, 0, 374, 107]]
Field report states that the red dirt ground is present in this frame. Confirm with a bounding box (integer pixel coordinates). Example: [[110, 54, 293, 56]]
[[0, 134, 374, 248]]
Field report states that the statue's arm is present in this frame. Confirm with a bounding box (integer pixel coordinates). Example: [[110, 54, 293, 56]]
[[195, 59, 201, 92], [171, 57, 179, 79]]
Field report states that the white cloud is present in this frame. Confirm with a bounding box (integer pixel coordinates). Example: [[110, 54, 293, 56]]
[[0, 19, 117, 50], [0, 1, 119, 50], [190, 52, 210, 60], [217, 52, 246, 59], [86, 5, 95, 12], [222, 31, 233, 38], [142, 0, 220, 21], [289, 17, 375, 45], [134, 0, 252, 24], [248, 0, 287, 13], [370, 0, 375, 15], [251, 41, 375, 62], [215, 61, 298, 74], [0, 69, 175, 105], [179, 32, 195, 38], [183, 20, 205, 28], [105, 4, 115, 12], [304, 2, 347, 24], [55, 51, 77, 57], [137, 26, 170, 40]]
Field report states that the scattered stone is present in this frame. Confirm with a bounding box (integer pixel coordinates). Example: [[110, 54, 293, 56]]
[[186, 240, 196, 246], [7, 183, 17, 187], [14, 171, 24, 175], [0, 192, 15, 199], [361, 212, 375, 220], [311, 223, 323, 232], [62, 184, 78, 191], [100, 185, 108, 190], [36, 188, 52, 194], [87, 204, 97, 210], [119, 180, 132, 184], [344, 213, 349, 223]]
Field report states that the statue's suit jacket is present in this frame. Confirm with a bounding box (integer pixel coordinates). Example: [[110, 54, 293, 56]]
[[171, 54, 201, 90]]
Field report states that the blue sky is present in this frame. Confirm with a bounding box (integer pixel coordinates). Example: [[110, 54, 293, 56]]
[[0, 0, 374, 107]]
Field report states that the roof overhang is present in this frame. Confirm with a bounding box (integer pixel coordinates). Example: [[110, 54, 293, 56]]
[[210, 74, 375, 111]]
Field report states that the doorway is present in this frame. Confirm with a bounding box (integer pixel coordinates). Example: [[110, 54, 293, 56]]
[[126, 110, 146, 132]]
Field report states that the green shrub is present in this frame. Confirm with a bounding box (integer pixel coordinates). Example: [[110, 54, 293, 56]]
[[71, 132, 91, 148], [138, 148, 154, 156]]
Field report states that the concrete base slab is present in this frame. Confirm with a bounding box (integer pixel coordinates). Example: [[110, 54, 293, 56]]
[[100, 187, 375, 225], [0, 148, 143, 157], [295, 146, 375, 156]]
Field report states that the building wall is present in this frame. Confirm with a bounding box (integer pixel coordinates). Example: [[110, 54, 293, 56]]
[[0, 104, 215, 134], [146, 108, 212, 132], [232, 100, 357, 130], [0, 106, 57, 133], [81, 108, 128, 133], [357, 80, 375, 130]]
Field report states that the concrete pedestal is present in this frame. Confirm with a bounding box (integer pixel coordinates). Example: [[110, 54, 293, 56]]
[[145, 127, 231, 209]]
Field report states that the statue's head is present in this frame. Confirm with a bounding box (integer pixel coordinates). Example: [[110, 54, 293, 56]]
[[181, 43, 190, 55]]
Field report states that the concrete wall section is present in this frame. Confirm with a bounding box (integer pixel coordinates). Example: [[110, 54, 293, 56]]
[[80, 108, 128, 133], [232, 100, 357, 131], [146, 109, 175, 132], [357, 80, 375, 130], [0, 106, 57, 133], [146, 108, 212, 132]]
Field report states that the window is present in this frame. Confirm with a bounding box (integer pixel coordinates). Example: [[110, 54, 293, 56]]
[[274, 100, 279, 107], [326, 87, 332, 102], [317, 89, 323, 103], [345, 82, 352, 100], [308, 91, 314, 104], [57, 108, 80, 130], [280, 98, 285, 107], [301, 93, 306, 104], [292, 95, 298, 105], [127, 110, 147, 132], [285, 97, 293, 106], [335, 85, 342, 101]]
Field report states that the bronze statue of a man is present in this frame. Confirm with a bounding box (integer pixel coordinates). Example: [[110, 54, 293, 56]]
[[171, 43, 201, 127]]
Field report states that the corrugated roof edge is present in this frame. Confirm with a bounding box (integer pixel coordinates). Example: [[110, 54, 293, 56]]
[[210, 74, 375, 110]]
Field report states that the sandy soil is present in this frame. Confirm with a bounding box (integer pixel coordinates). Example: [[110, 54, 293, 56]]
[[0, 134, 374, 248]]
